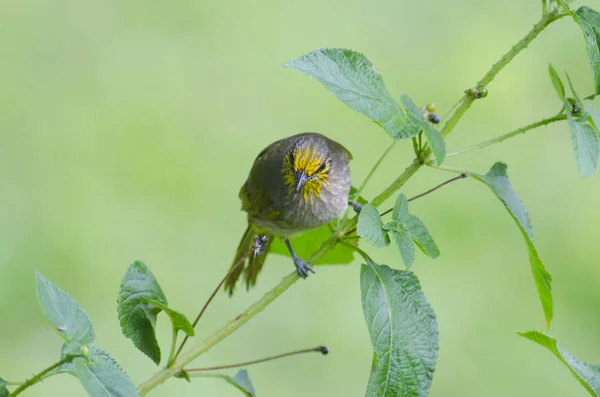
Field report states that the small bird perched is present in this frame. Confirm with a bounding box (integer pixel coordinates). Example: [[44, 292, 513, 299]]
[[225, 133, 353, 295]]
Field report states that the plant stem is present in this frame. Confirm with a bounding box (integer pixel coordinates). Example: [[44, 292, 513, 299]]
[[354, 141, 397, 197], [10, 357, 72, 396], [439, 11, 568, 140], [379, 172, 469, 217], [137, 237, 337, 395], [340, 159, 423, 236], [172, 249, 251, 364], [447, 114, 566, 157], [370, 159, 422, 207], [185, 346, 328, 372]]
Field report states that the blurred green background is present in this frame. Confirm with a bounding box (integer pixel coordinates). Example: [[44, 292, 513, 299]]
[[2, 0, 600, 396]]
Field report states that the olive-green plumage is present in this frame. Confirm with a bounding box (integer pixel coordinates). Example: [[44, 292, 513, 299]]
[[225, 133, 352, 295]]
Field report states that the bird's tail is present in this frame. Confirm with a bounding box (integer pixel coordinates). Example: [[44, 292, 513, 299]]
[[224, 223, 273, 296]]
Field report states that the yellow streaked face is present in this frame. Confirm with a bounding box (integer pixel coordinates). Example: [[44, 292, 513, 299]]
[[282, 144, 331, 202]]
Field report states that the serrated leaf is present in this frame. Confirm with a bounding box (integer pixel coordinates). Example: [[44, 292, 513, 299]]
[[405, 215, 440, 258], [284, 48, 416, 140], [0, 378, 8, 397], [361, 260, 438, 397], [548, 64, 566, 101], [270, 224, 355, 265], [386, 194, 440, 268], [400, 94, 446, 164], [472, 163, 553, 327], [142, 298, 194, 337], [358, 204, 390, 248], [117, 261, 167, 365], [391, 192, 410, 222], [574, 7, 600, 95], [565, 97, 599, 176], [520, 331, 600, 396], [35, 272, 95, 345], [72, 345, 139, 397], [386, 224, 415, 269]]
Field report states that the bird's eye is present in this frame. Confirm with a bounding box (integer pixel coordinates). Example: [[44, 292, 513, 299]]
[[315, 160, 329, 174], [287, 149, 296, 167]]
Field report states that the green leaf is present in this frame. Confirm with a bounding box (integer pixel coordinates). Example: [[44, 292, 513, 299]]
[[400, 94, 446, 164], [195, 370, 256, 396], [565, 97, 599, 176], [520, 331, 600, 396], [72, 345, 139, 397], [117, 261, 168, 365], [226, 370, 256, 397], [574, 7, 600, 96], [349, 185, 369, 205], [472, 163, 553, 327], [548, 64, 566, 101], [284, 48, 416, 140], [0, 378, 8, 397], [270, 224, 356, 265], [35, 272, 95, 344], [385, 223, 416, 269], [360, 260, 438, 397], [142, 298, 194, 337], [587, 104, 600, 131], [357, 204, 390, 248], [404, 215, 441, 258], [385, 194, 440, 268]]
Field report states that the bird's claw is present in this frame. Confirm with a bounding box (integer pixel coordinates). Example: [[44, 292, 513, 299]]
[[349, 201, 362, 214], [294, 258, 315, 279]]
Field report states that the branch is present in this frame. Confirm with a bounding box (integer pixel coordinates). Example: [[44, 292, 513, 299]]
[[439, 11, 569, 140], [137, 237, 337, 395], [171, 249, 252, 365], [185, 346, 328, 373], [447, 114, 567, 157], [10, 356, 73, 396]]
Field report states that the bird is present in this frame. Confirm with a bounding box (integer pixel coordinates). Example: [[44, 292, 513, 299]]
[[224, 132, 353, 295]]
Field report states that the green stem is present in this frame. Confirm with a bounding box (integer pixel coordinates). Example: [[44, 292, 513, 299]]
[[439, 11, 568, 140], [447, 114, 567, 157], [370, 159, 422, 207], [354, 141, 397, 197], [185, 346, 328, 372], [137, 237, 337, 395], [339, 239, 371, 261], [10, 357, 72, 396], [167, 324, 178, 367]]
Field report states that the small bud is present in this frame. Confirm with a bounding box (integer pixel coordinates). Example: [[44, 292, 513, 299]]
[[175, 370, 191, 383], [476, 88, 488, 98], [315, 346, 330, 355], [465, 86, 488, 99], [567, 98, 580, 115], [427, 113, 441, 124]]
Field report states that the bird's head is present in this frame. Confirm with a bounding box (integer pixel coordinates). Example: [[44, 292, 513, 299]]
[[282, 140, 331, 202]]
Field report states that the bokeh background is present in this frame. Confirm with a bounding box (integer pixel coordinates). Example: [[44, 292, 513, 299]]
[[2, 0, 600, 396]]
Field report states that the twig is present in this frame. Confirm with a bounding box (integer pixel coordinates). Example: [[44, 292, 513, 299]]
[[184, 346, 329, 373], [379, 172, 468, 217], [171, 249, 251, 364], [10, 357, 73, 396]]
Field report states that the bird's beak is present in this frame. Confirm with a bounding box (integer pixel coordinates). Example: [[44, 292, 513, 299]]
[[295, 171, 309, 193]]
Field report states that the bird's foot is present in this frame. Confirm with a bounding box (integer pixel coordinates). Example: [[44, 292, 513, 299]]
[[349, 201, 363, 214], [293, 257, 315, 279]]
